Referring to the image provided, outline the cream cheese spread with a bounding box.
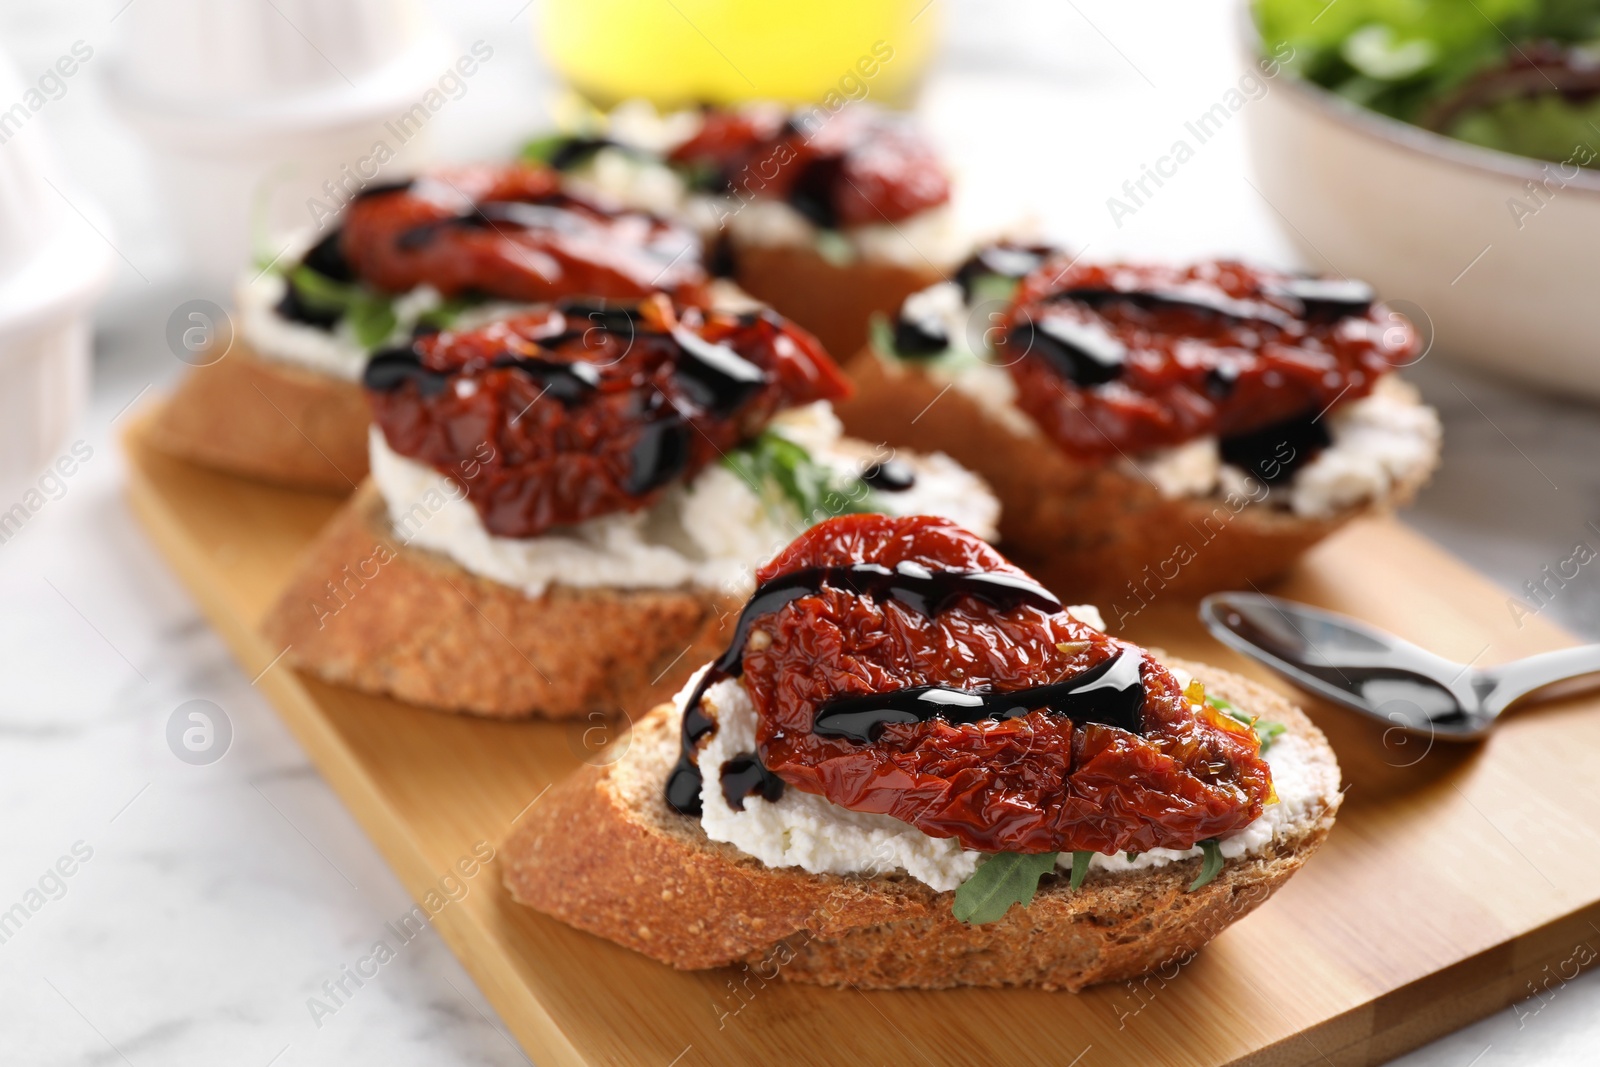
[369,402,1000,599]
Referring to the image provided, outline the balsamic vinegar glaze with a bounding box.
[811,648,1144,743]
[1219,413,1333,486]
[861,459,917,492]
[363,348,603,400]
[719,754,785,811]
[1011,278,1377,389]
[664,561,1150,816]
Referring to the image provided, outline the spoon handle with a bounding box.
[1478,645,1600,717]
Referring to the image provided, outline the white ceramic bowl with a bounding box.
[1241,24,1600,400]
[107,0,451,285]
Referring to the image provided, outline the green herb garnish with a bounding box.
[868,313,902,358]
[1068,850,1093,890]
[287,265,397,348]
[1207,694,1286,754]
[521,132,574,166]
[1189,839,1225,892]
[966,271,1021,306]
[952,852,1060,925]
[723,430,877,526]
[415,295,478,332]
[814,230,856,267]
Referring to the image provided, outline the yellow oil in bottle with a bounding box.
[538,0,940,108]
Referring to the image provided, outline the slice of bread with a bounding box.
[733,244,943,364]
[501,659,1340,991]
[832,352,1435,609]
[149,342,370,493]
[260,482,738,720]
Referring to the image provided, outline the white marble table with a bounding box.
[1,1,1596,1064]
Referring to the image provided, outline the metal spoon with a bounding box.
[1198,592,1600,740]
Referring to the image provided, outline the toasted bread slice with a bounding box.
[732,244,943,364]
[502,660,1340,990]
[832,353,1434,609]
[148,343,369,494]
[260,482,738,720]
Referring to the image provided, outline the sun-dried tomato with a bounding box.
[668,105,950,228]
[1002,258,1416,458]
[340,162,708,303]
[366,296,850,538]
[738,514,1273,854]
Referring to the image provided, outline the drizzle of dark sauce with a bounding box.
[669,327,767,417]
[275,230,355,330]
[720,753,786,810]
[1008,316,1127,386]
[786,156,844,229]
[362,346,603,401]
[892,304,949,357]
[1054,286,1296,330]
[301,229,355,281]
[1268,277,1375,320]
[663,562,1063,815]
[1219,412,1332,486]
[861,459,916,492]
[351,179,417,202]
[541,136,617,172]
[953,244,1052,302]
[623,415,691,495]
[811,647,1144,743]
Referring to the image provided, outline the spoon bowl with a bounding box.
[1199,593,1600,741]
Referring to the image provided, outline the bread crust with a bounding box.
[501,661,1341,991]
[832,352,1434,608]
[148,342,369,493]
[260,482,739,720]
[732,243,943,363]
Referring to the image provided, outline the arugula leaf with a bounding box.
[1207,694,1286,754]
[348,296,398,348]
[814,230,856,267]
[868,313,902,358]
[286,265,398,348]
[1068,850,1093,890]
[1252,719,1288,751]
[966,270,1022,306]
[521,132,572,165]
[952,852,1060,925]
[416,295,478,332]
[1189,839,1225,892]
[723,430,877,526]
[288,265,357,311]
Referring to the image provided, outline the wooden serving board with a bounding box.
[123,415,1600,1067]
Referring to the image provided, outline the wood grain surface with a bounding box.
[123,415,1600,1067]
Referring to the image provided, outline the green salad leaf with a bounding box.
[868,312,902,358]
[1189,839,1226,892]
[1068,850,1094,890]
[723,430,877,527]
[287,265,398,348]
[1254,0,1600,165]
[952,852,1060,925]
[415,295,478,332]
[521,132,574,166]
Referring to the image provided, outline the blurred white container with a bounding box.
[107,0,452,285]
[0,50,112,509]
[1240,18,1600,402]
